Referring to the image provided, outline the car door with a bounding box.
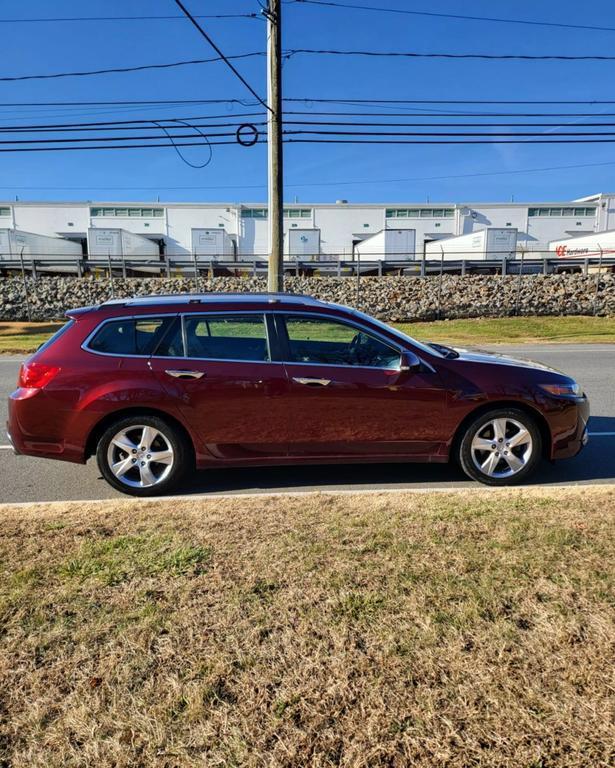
[276,312,448,458]
[148,312,290,460]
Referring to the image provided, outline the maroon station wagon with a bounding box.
[7,293,589,496]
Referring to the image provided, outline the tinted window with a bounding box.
[184,314,269,361]
[134,317,178,355]
[284,316,400,368]
[88,319,135,355]
[153,317,184,357]
[88,316,176,356]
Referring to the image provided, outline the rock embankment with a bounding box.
[0,274,613,321]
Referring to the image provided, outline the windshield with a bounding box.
[350,309,444,358]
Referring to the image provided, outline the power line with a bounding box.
[0,140,242,153]
[285,129,615,137]
[287,137,615,144]
[287,0,615,35]
[0,53,264,82]
[286,109,615,118]
[3,158,615,190]
[4,46,615,85]
[0,116,266,132]
[284,98,615,105]
[0,13,262,23]
[0,99,259,107]
[172,0,270,111]
[284,120,615,128]
[287,48,615,62]
[5,98,615,108]
[0,132,243,145]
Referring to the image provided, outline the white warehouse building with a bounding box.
[0,192,613,262]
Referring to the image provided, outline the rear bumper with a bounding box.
[7,388,85,463]
[5,426,20,455]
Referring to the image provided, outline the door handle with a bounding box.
[165,369,205,380]
[292,377,331,387]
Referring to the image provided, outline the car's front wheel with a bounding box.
[96,415,189,496]
[458,408,542,486]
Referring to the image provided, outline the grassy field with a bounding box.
[0,488,613,767]
[1,315,615,354]
[397,315,615,345]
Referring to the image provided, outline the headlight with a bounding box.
[539,382,582,397]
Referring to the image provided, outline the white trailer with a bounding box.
[0,228,82,265]
[286,228,321,260]
[354,229,416,261]
[87,228,160,263]
[549,229,615,259]
[425,228,517,261]
[191,228,234,258]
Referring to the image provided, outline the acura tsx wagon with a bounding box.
[7,293,589,496]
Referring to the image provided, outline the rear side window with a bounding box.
[87,316,177,356]
[184,314,269,361]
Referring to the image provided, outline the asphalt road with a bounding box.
[1,344,614,504]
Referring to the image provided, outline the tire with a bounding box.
[96,414,189,497]
[458,408,542,486]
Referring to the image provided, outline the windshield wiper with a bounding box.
[427,342,460,359]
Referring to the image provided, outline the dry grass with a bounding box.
[0,488,614,767]
[0,321,63,354]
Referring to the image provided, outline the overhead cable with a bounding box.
[287,0,615,35]
[172,0,270,111]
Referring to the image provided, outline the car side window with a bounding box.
[88,319,135,355]
[152,317,184,357]
[184,314,270,362]
[283,315,401,368]
[87,316,177,356]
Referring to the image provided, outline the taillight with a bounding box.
[18,362,61,389]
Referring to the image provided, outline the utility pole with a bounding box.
[266,0,284,292]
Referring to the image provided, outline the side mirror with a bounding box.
[398,350,421,374]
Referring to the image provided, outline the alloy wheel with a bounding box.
[470,417,533,479]
[106,424,175,489]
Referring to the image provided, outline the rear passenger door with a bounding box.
[149,312,290,460]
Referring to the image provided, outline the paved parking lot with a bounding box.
[1,343,614,503]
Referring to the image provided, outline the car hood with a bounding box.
[449,346,564,375]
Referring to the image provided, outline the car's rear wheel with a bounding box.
[458,408,542,486]
[96,415,188,496]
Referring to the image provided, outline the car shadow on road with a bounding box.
[174,416,615,495]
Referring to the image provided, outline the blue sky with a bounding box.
[2,0,615,203]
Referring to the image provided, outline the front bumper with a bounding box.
[550,394,590,460]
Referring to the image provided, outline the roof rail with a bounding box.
[101,292,322,307]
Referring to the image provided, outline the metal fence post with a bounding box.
[461,259,466,277]
[437,248,444,320]
[107,251,114,298]
[583,258,589,276]
[193,251,199,292]
[356,249,361,307]
[514,250,525,316]
[19,248,32,322]
[593,246,604,316]
[501,258,507,277]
